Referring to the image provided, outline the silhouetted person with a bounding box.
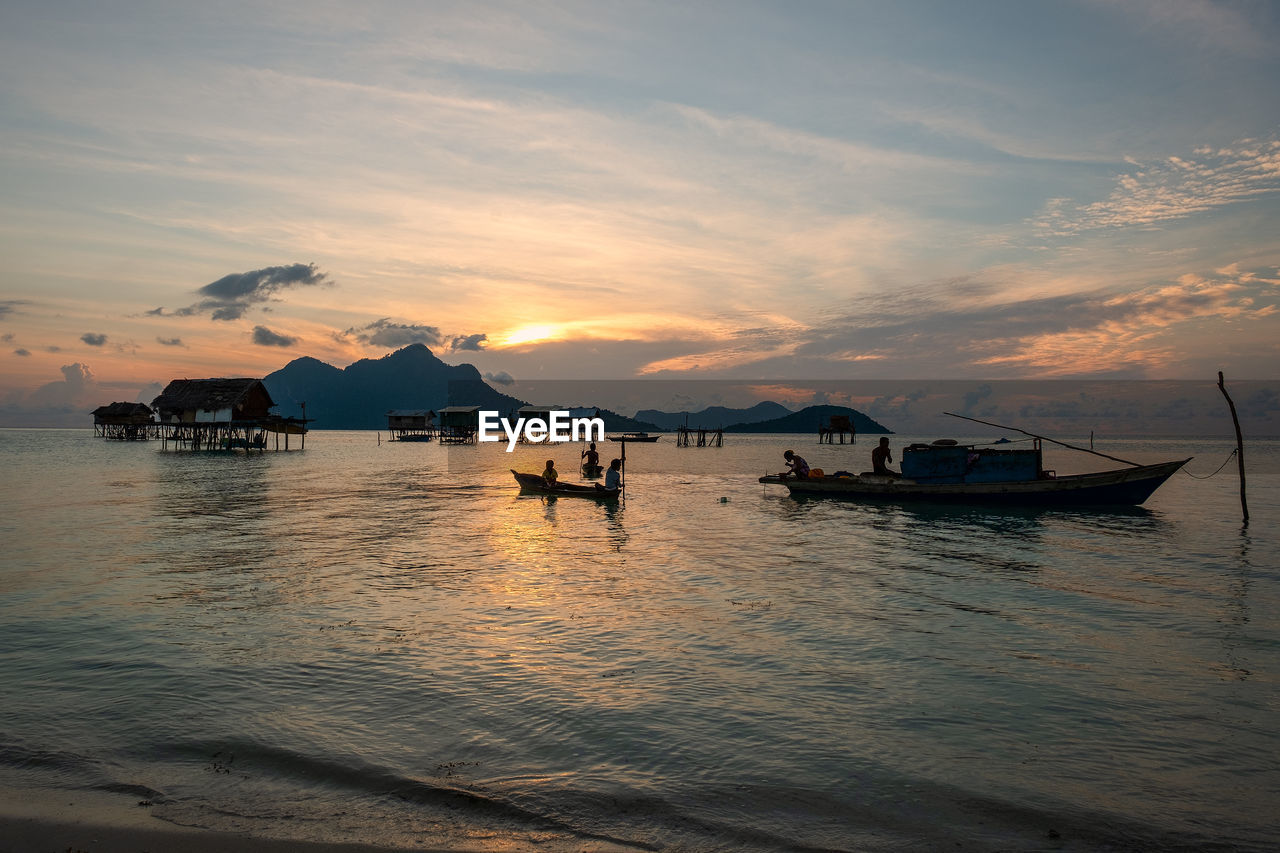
[603,458,622,491]
[872,437,899,478]
[782,449,809,479]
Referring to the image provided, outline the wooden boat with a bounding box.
[759,435,1189,507]
[581,463,604,478]
[606,432,660,442]
[511,470,620,500]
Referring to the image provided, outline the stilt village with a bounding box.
[93,378,310,451]
[91,379,867,451]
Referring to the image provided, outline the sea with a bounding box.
[1,428,1277,852]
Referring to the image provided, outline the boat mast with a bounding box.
[943,412,1142,467]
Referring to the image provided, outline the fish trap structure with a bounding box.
[676,426,724,447]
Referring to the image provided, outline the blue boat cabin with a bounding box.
[901,440,1044,484]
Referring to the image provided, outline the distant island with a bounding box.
[263,344,522,430]
[635,401,792,430]
[723,404,891,434]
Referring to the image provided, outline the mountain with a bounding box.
[722,404,892,434]
[263,343,525,429]
[570,408,664,433]
[634,401,792,430]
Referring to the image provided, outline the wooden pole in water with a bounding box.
[1217,371,1249,524]
[943,412,1142,467]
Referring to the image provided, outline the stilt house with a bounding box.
[150,378,304,451]
[91,402,157,440]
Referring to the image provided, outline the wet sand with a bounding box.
[0,787,458,853]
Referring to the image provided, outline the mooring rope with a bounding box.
[1182,448,1239,479]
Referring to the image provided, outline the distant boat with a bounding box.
[760,437,1189,507]
[511,470,620,500]
[606,432,660,442]
[581,463,604,478]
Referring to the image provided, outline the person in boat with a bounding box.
[602,457,622,491]
[582,442,600,471]
[871,437,900,478]
[541,459,559,485]
[782,449,810,479]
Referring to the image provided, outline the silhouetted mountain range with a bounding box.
[635,401,792,430]
[263,344,524,430]
[723,405,892,434]
[260,345,887,434]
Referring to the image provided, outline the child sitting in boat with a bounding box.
[782,450,810,479]
[542,460,558,485]
[603,458,622,491]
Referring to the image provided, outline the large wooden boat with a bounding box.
[511,470,620,500]
[760,438,1189,507]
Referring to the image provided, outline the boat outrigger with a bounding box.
[759,414,1190,507]
[511,470,620,500]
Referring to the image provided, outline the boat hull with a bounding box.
[511,470,620,500]
[759,459,1189,506]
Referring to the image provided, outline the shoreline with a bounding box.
[0,787,462,853]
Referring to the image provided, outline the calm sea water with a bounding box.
[1,429,1277,852]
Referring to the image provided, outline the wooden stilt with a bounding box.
[1217,371,1249,525]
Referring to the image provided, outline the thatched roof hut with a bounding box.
[152,378,275,424]
[91,402,154,425]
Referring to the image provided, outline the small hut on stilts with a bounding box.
[91,402,159,440]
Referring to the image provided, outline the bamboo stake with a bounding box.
[943,412,1142,467]
[1217,372,1249,524]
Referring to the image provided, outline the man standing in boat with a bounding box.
[872,437,900,478]
[782,449,810,479]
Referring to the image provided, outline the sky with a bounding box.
[1,0,1278,426]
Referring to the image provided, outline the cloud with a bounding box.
[14,348,30,357]
[252,325,298,347]
[81,332,108,346]
[0,301,24,319]
[484,370,515,386]
[156,337,185,347]
[342,318,451,348]
[1037,137,1280,235]
[0,362,158,427]
[636,263,1277,379]
[19,363,99,411]
[154,263,329,321]
[449,333,487,352]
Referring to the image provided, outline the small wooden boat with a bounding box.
[511,470,620,500]
[606,432,660,442]
[581,463,604,478]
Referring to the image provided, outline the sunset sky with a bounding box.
[2,1,1278,424]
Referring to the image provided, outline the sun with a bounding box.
[499,324,563,347]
